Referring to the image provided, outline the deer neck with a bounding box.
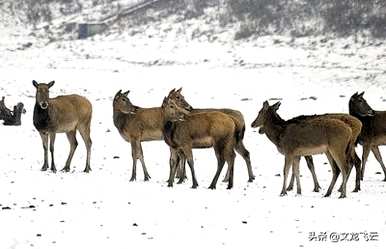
[262,112,286,147]
[113,107,128,131]
[33,102,51,131]
[161,109,179,148]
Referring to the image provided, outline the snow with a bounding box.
[1,6,386,249]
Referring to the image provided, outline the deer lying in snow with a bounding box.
[161,97,240,189]
[32,80,92,173]
[252,101,352,198]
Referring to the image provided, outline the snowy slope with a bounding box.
[1,2,386,248]
[1,35,386,249]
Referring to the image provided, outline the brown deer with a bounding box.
[32,80,92,173]
[252,101,352,198]
[167,88,255,183]
[161,97,239,189]
[112,89,192,181]
[262,113,362,193]
[349,92,386,181]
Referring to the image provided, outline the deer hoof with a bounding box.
[61,167,70,173]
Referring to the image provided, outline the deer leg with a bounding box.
[371,146,386,181]
[130,140,138,181]
[232,141,254,182]
[167,149,179,187]
[225,148,236,190]
[281,156,293,196]
[361,144,371,181]
[137,142,150,181]
[324,152,340,197]
[209,145,225,190]
[39,132,49,171]
[338,151,360,192]
[333,152,349,199]
[287,170,295,191]
[184,148,198,189]
[352,152,362,192]
[305,156,321,192]
[78,124,92,173]
[62,130,78,173]
[177,155,187,184]
[293,156,301,195]
[49,133,57,173]
[223,166,230,183]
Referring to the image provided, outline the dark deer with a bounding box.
[112,89,192,181]
[252,101,352,198]
[167,88,254,183]
[32,80,92,173]
[349,92,386,181]
[161,97,238,189]
[0,96,26,126]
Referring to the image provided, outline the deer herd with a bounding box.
[28,80,386,198]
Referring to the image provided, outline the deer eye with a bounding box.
[170,105,174,109]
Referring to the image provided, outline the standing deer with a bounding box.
[251,101,352,198]
[167,88,255,183]
[32,80,92,173]
[260,113,363,193]
[161,97,238,189]
[112,89,192,181]
[349,92,386,181]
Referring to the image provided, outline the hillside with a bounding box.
[2,0,386,47]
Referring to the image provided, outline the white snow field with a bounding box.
[1,18,386,249]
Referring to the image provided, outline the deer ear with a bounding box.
[358,91,365,97]
[32,80,38,88]
[162,97,168,107]
[176,87,182,93]
[271,101,281,111]
[123,90,130,96]
[114,90,122,100]
[263,101,269,109]
[48,81,55,88]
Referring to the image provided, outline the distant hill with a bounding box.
[2,0,385,42]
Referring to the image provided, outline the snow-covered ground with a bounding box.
[1,14,386,249]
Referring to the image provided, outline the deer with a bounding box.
[167,88,255,183]
[112,89,192,181]
[32,80,92,173]
[349,91,386,181]
[161,97,240,189]
[0,96,26,126]
[260,113,363,193]
[251,101,352,198]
